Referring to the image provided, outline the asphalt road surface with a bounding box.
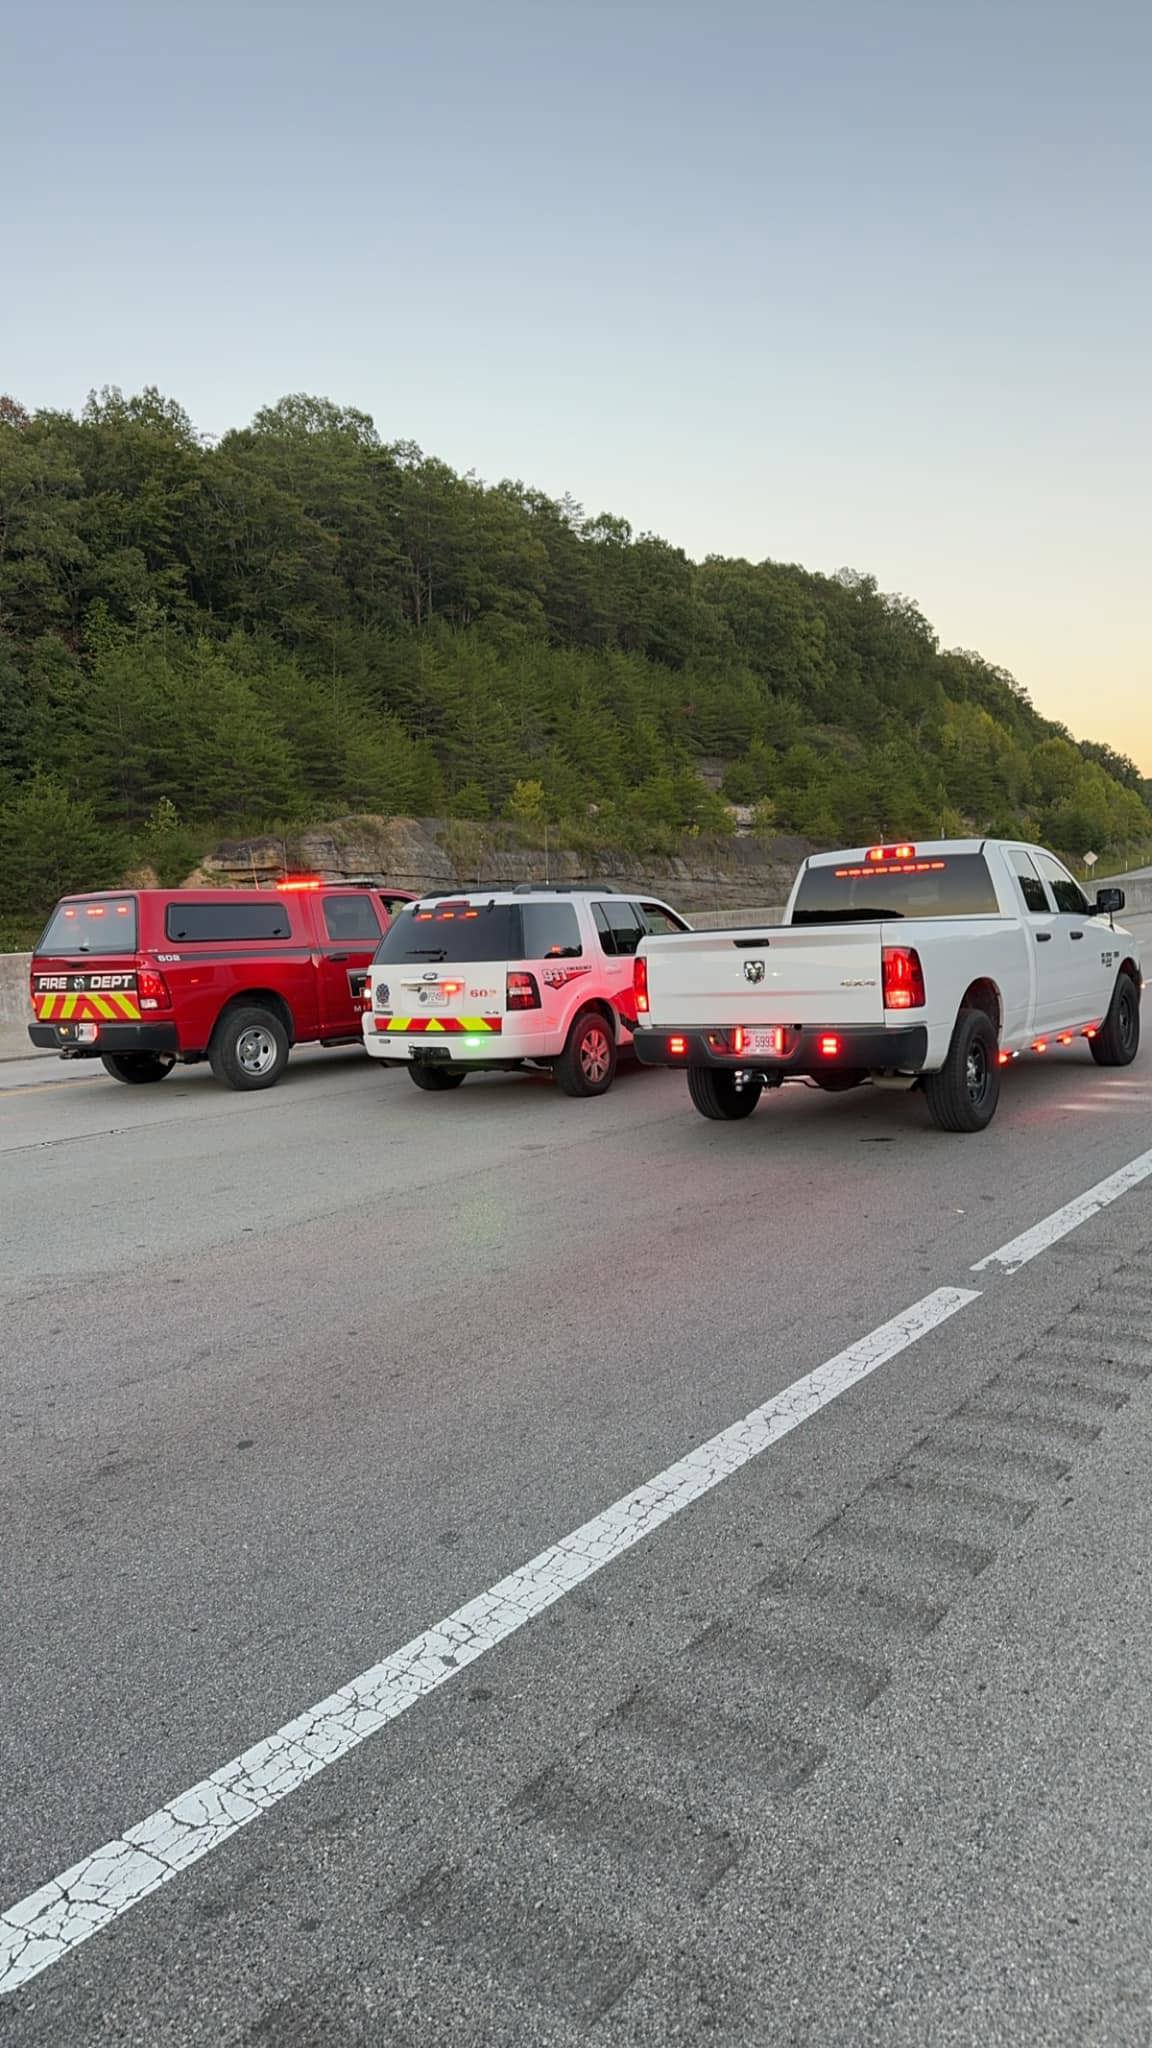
[4,954,1152,2046]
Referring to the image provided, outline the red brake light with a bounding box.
[668,1035,687,1056]
[882,946,926,1010]
[506,971,541,1012]
[633,954,649,1016]
[441,980,464,997]
[819,1034,841,1057]
[136,962,172,1012]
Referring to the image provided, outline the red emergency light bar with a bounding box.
[865,843,916,863]
[277,876,322,891]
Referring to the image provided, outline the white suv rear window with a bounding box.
[520,903,582,957]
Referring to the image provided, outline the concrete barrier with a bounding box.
[690,906,785,930]
[0,954,38,1062]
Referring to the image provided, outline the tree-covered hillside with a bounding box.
[1,386,1148,927]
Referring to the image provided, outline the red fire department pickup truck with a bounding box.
[28,880,414,1089]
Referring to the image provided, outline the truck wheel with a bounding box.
[209,1006,290,1091]
[408,1065,467,1091]
[555,1010,617,1097]
[100,1053,175,1085]
[1090,973,1140,1067]
[922,1009,1000,1132]
[687,1066,763,1120]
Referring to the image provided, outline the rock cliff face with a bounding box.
[192,816,813,916]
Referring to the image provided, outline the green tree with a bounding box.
[0,774,129,923]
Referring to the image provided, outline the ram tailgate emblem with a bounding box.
[743,959,766,984]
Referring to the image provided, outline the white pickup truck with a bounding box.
[632,839,1141,1131]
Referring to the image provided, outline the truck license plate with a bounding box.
[741,1028,785,1056]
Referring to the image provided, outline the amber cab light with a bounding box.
[866,843,916,864]
[882,946,926,1010]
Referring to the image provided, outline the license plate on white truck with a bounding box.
[740,1028,785,1056]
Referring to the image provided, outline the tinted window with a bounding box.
[323,895,382,942]
[165,902,293,941]
[520,902,582,958]
[1009,851,1050,916]
[593,901,646,955]
[1034,853,1091,917]
[373,901,522,963]
[791,854,1000,923]
[38,897,138,954]
[641,902,689,936]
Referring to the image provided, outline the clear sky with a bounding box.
[4,0,1149,766]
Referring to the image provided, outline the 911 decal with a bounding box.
[541,962,592,989]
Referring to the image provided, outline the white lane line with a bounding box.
[973,1143,1152,1276]
[0,1284,978,1997]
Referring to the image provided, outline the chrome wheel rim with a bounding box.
[580,1026,612,1084]
[237,1026,278,1076]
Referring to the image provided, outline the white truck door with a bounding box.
[1033,852,1109,1025]
[1004,848,1063,1034]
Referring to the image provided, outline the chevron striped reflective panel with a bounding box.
[372,1016,502,1034]
[33,973,142,1022]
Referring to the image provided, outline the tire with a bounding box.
[922,1008,1000,1132]
[1090,973,1140,1067]
[100,1052,175,1085]
[686,1065,764,1120]
[408,1064,467,1091]
[554,1009,617,1097]
[208,1005,290,1091]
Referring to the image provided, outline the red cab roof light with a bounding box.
[277,876,322,891]
[865,843,916,864]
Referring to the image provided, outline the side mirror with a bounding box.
[1095,887,1124,914]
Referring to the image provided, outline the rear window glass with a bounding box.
[791,854,1000,923]
[165,902,293,942]
[323,895,382,941]
[38,897,138,953]
[521,902,582,957]
[374,902,523,963]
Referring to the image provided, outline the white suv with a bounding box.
[362,886,690,1095]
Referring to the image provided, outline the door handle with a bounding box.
[329,951,351,962]
[1035,932,1052,943]
[1069,931,1084,941]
